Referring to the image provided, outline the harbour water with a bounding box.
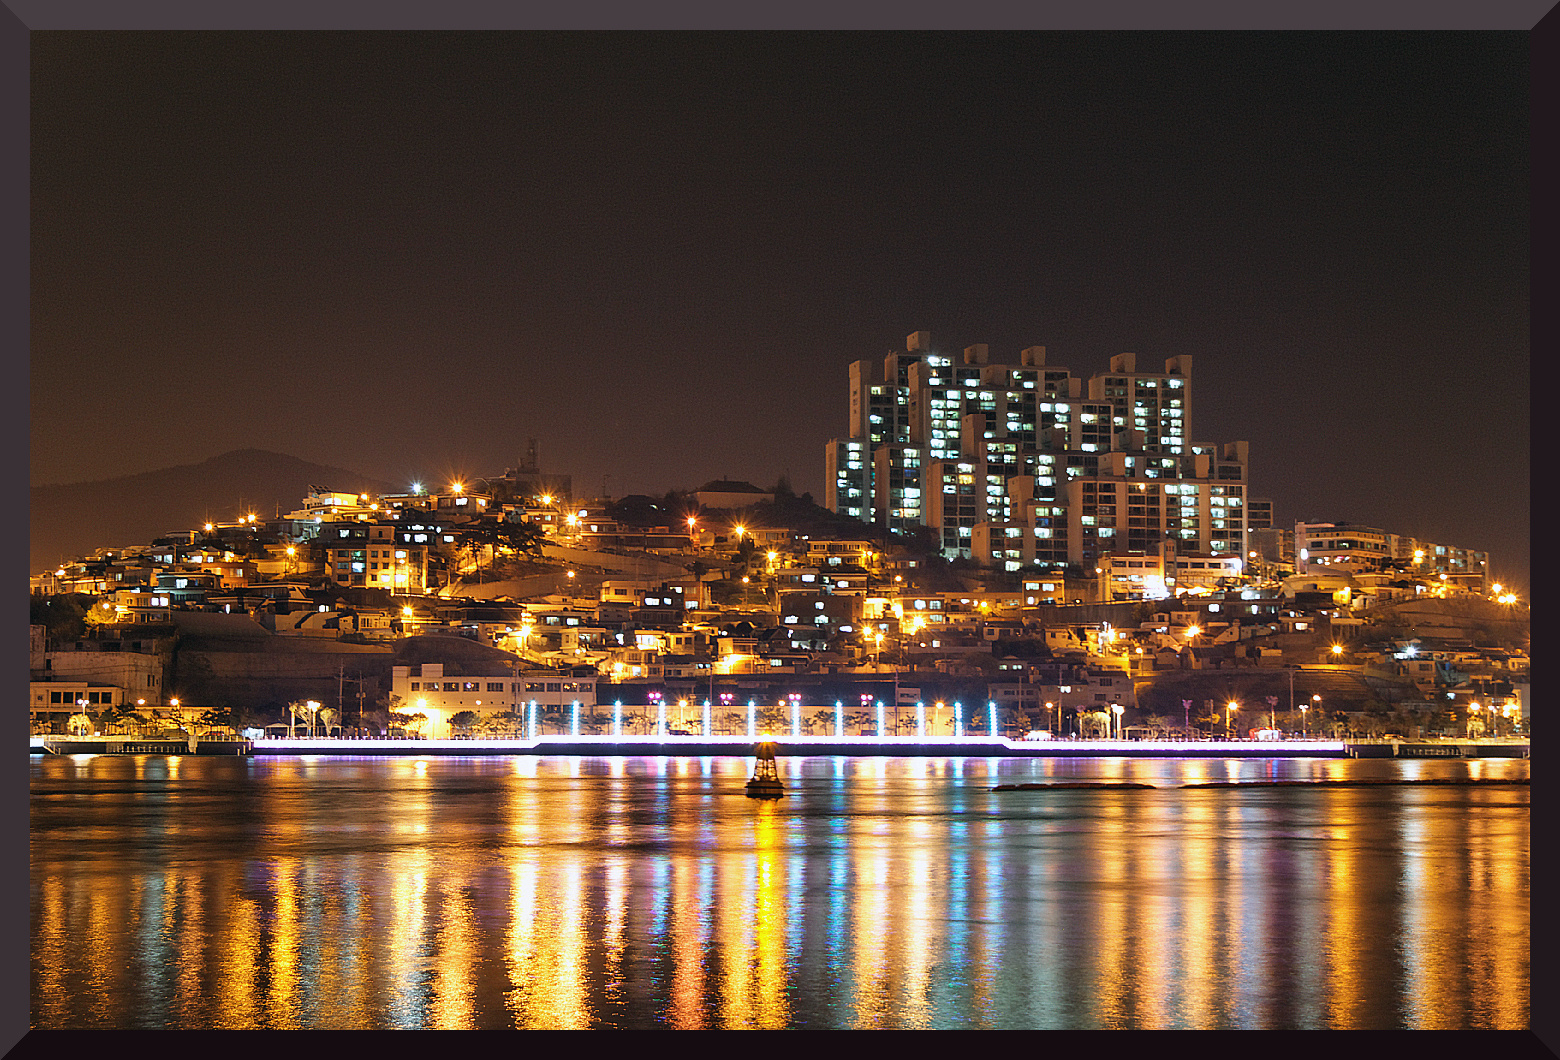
[30,753,1529,1029]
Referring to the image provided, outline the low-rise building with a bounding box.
[392,660,598,737]
[319,521,431,592]
[1294,521,1489,592]
[987,664,1137,719]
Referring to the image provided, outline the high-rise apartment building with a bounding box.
[826,331,1253,573]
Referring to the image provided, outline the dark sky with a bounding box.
[29,32,1529,588]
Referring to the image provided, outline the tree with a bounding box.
[479,711,522,738]
[82,600,120,632]
[733,536,758,576]
[449,710,479,735]
[502,520,546,559]
[1079,710,1111,738]
[31,594,91,641]
[197,705,233,734]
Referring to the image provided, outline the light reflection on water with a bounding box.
[30,753,1529,1029]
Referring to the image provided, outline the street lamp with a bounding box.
[1112,703,1125,740]
[1226,699,1238,739]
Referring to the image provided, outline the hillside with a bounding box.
[30,449,400,575]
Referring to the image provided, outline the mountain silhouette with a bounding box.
[30,449,402,575]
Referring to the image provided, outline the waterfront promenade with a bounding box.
[33,733,1530,759]
[243,734,1355,758]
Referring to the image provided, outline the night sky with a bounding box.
[28,32,1530,588]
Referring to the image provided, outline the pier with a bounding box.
[33,735,253,756]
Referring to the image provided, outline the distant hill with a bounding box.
[30,449,401,575]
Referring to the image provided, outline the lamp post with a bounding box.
[1226,699,1238,739]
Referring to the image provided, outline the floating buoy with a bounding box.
[746,740,785,799]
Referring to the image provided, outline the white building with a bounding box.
[392,662,598,738]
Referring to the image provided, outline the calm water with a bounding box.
[30,753,1529,1029]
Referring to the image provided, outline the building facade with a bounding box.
[1294,521,1489,591]
[827,331,1253,572]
